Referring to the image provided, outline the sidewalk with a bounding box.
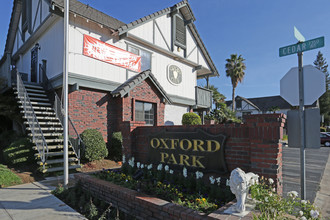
[0,175,85,220]
[314,150,330,219]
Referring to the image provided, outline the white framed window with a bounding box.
[127,45,151,72]
[135,101,155,126]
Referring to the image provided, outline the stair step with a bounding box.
[33,145,64,150]
[22,84,44,90]
[35,151,75,157]
[19,106,53,111]
[15,91,47,98]
[28,132,62,137]
[17,96,49,102]
[25,121,62,126]
[25,88,46,93]
[38,158,78,165]
[21,110,56,115]
[18,101,51,106]
[27,127,63,131]
[33,138,63,143]
[23,115,57,120]
[41,165,81,173]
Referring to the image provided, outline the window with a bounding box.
[128,45,151,72]
[135,101,155,126]
[21,0,32,41]
[174,15,186,48]
[236,100,242,109]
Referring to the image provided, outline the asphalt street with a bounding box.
[282,146,330,202]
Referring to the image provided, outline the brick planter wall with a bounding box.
[75,173,256,220]
[123,114,286,194]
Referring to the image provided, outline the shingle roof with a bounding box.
[226,95,292,112]
[117,0,195,34]
[0,0,21,65]
[52,0,125,30]
[111,70,172,104]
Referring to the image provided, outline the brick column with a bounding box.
[121,121,145,158]
[245,114,286,195]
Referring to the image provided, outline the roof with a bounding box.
[0,0,21,65]
[111,70,172,104]
[52,0,125,30]
[226,95,292,112]
[117,0,195,34]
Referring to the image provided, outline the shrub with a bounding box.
[182,112,201,125]
[3,137,35,166]
[108,132,122,162]
[320,127,326,132]
[0,164,22,187]
[81,129,108,162]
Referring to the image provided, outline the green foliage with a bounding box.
[3,137,35,166]
[95,161,234,214]
[52,182,115,220]
[207,103,241,124]
[250,177,321,219]
[181,112,202,125]
[320,127,326,132]
[225,54,246,111]
[108,132,122,162]
[0,164,22,187]
[205,85,226,109]
[81,129,108,162]
[268,106,280,113]
[314,51,330,125]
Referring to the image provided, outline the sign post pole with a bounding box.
[298,51,306,199]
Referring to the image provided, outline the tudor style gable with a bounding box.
[117,0,218,79]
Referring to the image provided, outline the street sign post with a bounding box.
[279,36,324,57]
[279,32,325,200]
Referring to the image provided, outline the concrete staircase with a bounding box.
[14,82,80,173]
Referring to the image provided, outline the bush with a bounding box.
[320,127,326,132]
[3,137,35,166]
[182,113,201,125]
[0,164,22,187]
[108,132,122,162]
[81,129,108,162]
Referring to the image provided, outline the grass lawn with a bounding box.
[0,164,22,187]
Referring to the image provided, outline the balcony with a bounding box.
[194,86,212,109]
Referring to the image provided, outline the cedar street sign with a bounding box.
[148,129,227,173]
[279,36,324,57]
[279,30,325,200]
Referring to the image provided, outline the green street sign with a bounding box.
[279,36,324,57]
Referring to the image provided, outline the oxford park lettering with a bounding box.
[147,130,227,173]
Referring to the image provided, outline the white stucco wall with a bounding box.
[164,104,190,125]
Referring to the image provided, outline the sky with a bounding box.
[0,0,329,100]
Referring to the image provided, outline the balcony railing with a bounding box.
[195,86,212,109]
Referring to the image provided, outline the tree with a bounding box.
[225,54,246,111]
[205,85,226,109]
[269,106,280,114]
[313,51,330,125]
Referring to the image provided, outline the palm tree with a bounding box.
[204,85,226,109]
[225,54,246,111]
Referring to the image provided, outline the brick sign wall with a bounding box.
[123,114,286,194]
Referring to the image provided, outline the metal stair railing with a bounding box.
[40,65,83,164]
[15,70,48,169]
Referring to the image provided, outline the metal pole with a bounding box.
[298,51,306,199]
[63,0,69,187]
